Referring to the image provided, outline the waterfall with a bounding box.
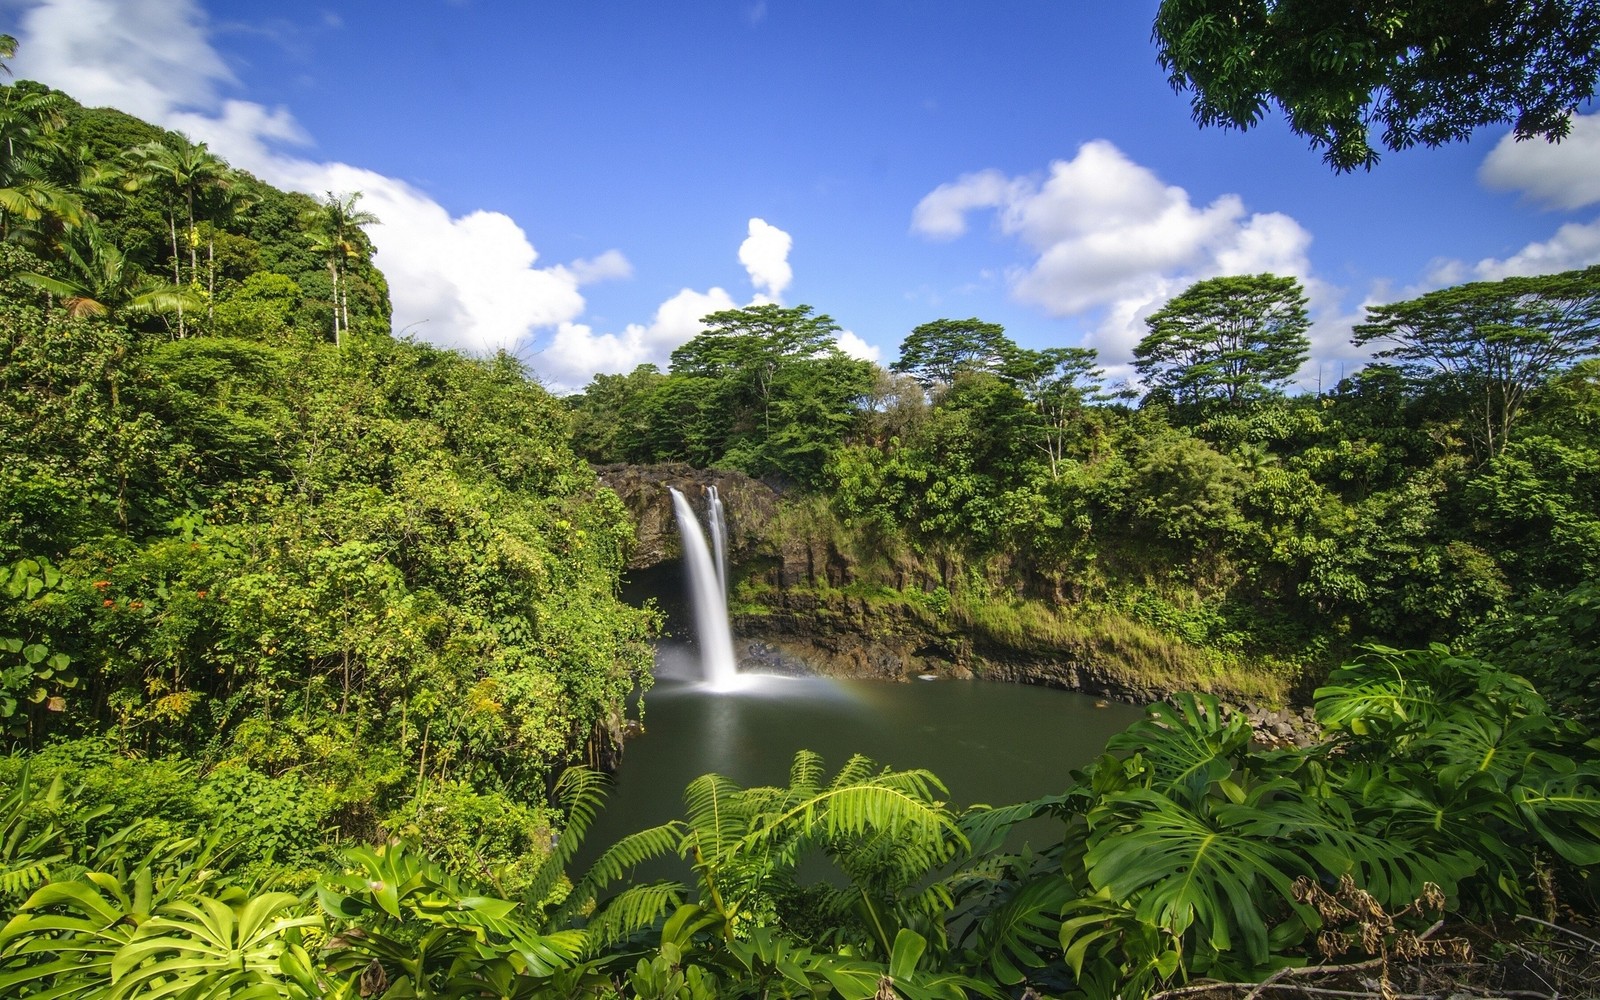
[707,485,729,599]
[668,486,739,688]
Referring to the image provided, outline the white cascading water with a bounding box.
[706,485,729,598]
[668,486,740,688]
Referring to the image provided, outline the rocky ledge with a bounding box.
[733,590,1323,749]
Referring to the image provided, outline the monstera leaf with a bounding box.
[1513,763,1600,866]
[1106,693,1252,806]
[1316,645,1546,743]
[1083,784,1312,966]
[961,868,1077,985]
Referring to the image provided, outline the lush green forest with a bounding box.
[568,274,1600,705]
[1,46,1598,1000]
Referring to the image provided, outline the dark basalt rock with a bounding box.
[595,463,781,570]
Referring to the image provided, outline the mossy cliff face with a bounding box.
[599,464,1296,712]
[595,463,780,570]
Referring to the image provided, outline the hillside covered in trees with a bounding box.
[568,272,1600,709]
[0,52,1597,1000]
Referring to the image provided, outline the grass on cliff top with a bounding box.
[948,592,1294,704]
[741,576,1295,704]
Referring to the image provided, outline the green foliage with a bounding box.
[1135,273,1310,408]
[1467,581,1600,724]
[0,648,1592,999]
[1353,265,1600,460]
[0,557,76,736]
[891,317,1012,387]
[1153,0,1600,171]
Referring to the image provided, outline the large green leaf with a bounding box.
[108,892,319,999]
[1107,693,1251,806]
[1514,765,1600,865]
[1084,787,1311,965]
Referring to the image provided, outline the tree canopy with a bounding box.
[891,317,1013,388]
[1152,0,1600,170]
[1353,264,1600,459]
[1134,273,1310,406]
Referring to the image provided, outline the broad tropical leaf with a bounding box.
[1084,787,1311,964]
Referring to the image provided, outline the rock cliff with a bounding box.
[598,463,1316,744]
[595,463,781,570]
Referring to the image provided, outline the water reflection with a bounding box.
[580,645,1145,872]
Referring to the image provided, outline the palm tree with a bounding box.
[301,190,379,347]
[124,137,234,335]
[18,223,200,323]
[0,85,83,243]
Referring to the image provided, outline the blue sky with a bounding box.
[8,0,1599,390]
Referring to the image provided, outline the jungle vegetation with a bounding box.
[0,40,1596,1000]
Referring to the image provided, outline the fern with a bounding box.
[682,772,747,864]
[583,881,684,950]
[0,859,51,897]
[558,821,684,926]
[523,766,610,910]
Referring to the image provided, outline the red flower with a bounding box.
[128,601,144,609]
[93,580,111,590]
[102,599,114,607]
[196,590,207,599]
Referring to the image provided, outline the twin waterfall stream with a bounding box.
[667,486,740,688]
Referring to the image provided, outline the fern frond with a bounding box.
[829,754,882,789]
[583,882,686,951]
[788,749,825,797]
[0,860,52,897]
[524,767,611,909]
[682,773,747,863]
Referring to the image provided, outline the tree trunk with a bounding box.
[327,258,341,348]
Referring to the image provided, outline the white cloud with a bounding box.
[1427,216,1600,284]
[835,330,881,363]
[1480,113,1600,210]
[564,250,634,286]
[11,0,625,362]
[738,218,793,300]
[911,169,1023,240]
[913,140,1321,376]
[12,0,232,123]
[536,287,738,392]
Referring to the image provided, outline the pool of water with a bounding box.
[578,640,1146,868]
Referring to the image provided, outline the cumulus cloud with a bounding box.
[913,141,1322,378]
[739,218,793,301]
[911,169,1024,240]
[12,0,233,123]
[1480,113,1600,210]
[532,217,822,390]
[10,0,625,361]
[536,287,739,392]
[1427,216,1600,285]
[835,330,881,362]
